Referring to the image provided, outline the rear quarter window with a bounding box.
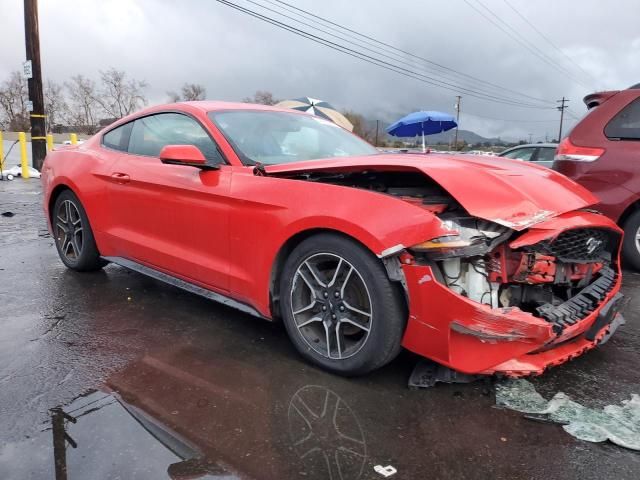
[605,97,640,140]
[102,122,133,151]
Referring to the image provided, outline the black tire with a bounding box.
[622,210,640,270]
[279,233,406,376]
[52,189,106,272]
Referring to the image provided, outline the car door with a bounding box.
[106,112,232,291]
[501,147,537,162]
[532,147,555,168]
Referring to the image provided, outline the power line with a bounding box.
[250,0,549,106]
[463,0,591,90]
[214,0,555,109]
[502,0,599,88]
[263,0,555,106]
[463,112,558,123]
[243,0,552,107]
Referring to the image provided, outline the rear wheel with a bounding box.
[279,233,406,376]
[622,210,640,270]
[52,190,106,271]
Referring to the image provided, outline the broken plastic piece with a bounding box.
[374,465,397,477]
[408,359,483,388]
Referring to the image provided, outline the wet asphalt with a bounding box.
[0,179,639,480]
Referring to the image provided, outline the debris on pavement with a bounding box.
[408,359,484,388]
[495,379,640,450]
[374,465,397,477]
[1,211,15,217]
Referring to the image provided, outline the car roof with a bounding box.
[138,101,298,115]
[503,143,558,150]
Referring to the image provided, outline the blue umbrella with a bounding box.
[386,111,457,152]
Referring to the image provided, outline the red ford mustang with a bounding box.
[42,101,625,376]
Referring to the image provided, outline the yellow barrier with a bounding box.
[19,132,29,179]
[46,133,54,151]
[70,133,78,145]
[0,131,4,171]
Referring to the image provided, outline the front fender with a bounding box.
[227,171,450,316]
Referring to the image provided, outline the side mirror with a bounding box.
[159,145,216,169]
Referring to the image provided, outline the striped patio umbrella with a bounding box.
[276,97,354,131]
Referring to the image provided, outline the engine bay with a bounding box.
[430,219,619,329]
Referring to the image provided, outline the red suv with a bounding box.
[554,84,640,268]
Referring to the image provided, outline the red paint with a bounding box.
[41,102,623,376]
[159,144,207,165]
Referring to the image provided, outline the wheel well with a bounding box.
[618,200,640,228]
[48,185,72,222]
[268,228,403,320]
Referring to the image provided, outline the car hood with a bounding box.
[265,153,598,230]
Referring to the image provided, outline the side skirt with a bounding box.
[102,256,267,320]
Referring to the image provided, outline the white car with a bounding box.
[0,165,41,180]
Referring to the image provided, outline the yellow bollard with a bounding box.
[70,133,78,145]
[19,132,30,179]
[46,134,54,152]
[0,131,4,171]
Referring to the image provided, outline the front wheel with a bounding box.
[622,210,640,270]
[279,233,406,376]
[52,190,106,271]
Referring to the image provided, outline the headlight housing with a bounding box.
[411,218,511,260]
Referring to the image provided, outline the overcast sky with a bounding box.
[1,0,639,141]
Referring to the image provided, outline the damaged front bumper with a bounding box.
[400,263,623,376]
[398,213,625,377]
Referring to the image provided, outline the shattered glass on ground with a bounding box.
[496,379,640,450]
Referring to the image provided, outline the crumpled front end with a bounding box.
[399,210,624,377]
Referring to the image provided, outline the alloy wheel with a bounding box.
[55,199,84,261]
[289,253,373,360]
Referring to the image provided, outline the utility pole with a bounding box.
[374,120,379,147]
[557,97,569,142]
[453,95,461,150]
[528,133,533,143]
[24,0,46,171]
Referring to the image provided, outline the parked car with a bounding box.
[42,102,624,377]
[499,143,558,167]
[553,83,640,268]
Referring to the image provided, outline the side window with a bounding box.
[502,147,536,161]
[535,147,555,163]
[128,113,222,162]
[102,122,133,151]
[605,98,640,140]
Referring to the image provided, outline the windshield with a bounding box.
[209,110,379,165]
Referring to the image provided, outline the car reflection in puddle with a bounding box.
[3,355,370,480]
[288,385,367,479]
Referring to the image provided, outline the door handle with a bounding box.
[111,172,130,184]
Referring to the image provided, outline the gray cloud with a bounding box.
[1,0,639,141]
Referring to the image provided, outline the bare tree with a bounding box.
[342,111,376,143]
[166,83,206,102]
[44,79,66,132]
[181,83,206,101]
[64,75,101,134]
[166,90,181,102]
[96,67,147,118]
[0,71,29,131]
[242,90,278,105]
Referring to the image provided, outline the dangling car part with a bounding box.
[41,101,624,376]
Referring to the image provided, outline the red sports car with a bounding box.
[42,102,625,376]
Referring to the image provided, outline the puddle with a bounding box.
[0,391,228,480]
[496,379,640,450]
